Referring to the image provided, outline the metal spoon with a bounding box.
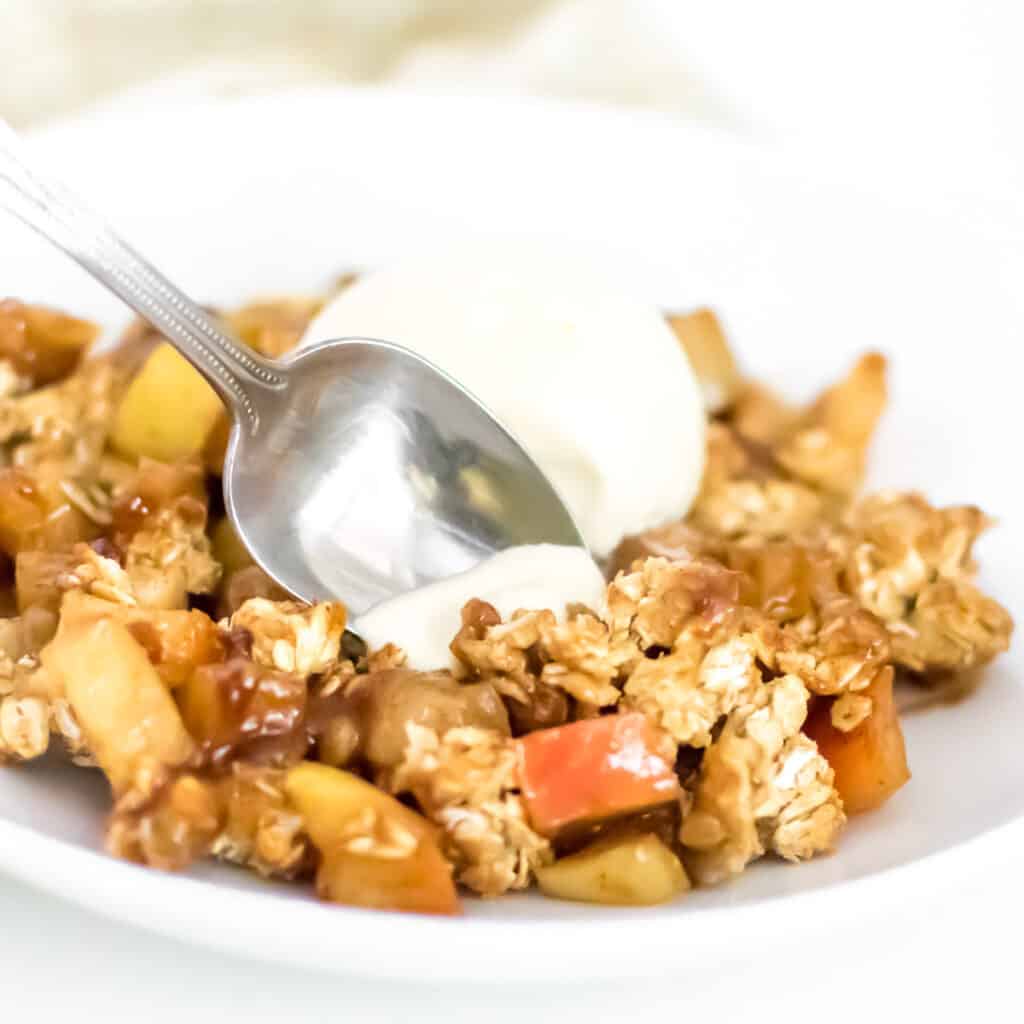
[0,121,583,613]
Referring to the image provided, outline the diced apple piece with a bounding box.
[225,296,322,358]
[177,657,306,761]
[730,382,799,446]
[0,471,99,555]
[41,615,195,793]
[328,669,510,771]
[804,669,910,814]
[59,590,224,686]
[0,470,49,555]
[0,299,98,386]
[666,308,742,413]
[111,344,224,462]
[285,762,459,915]
[130,457,207,509]
[110,457,207,538]
[316,837,457,916]
[123,610,225,686]
[51,589,104,627]
[517,712,679,836]
[128,565,189,611]
[537,832,689,906]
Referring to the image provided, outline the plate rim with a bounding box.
[2,807,1021,981]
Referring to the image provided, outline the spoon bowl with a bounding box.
[227,336,583,612]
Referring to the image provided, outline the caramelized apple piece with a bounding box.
[666,308,742,412]
[60,590,224,686]
[285,762,458,915]
[316,840,457,916]
[128,566,189,611]
[729,382,799,446]
[123,613,225,686]
[804,669,910,814]
[312,668,510,771]
[0,473,99,554]
[0,299,98,386]
[41,615,195,793]
[517,712,679,836]
[110,457,206,541]
[0,470,49,556]
[177,657,307,766]
[225,296,322,358]
[775,353,888,497]
[724,540,826,623]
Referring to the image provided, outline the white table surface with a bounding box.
[3,3,1023,1018]
[1,863,1016,1021]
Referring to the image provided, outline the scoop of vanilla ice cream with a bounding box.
[354,544,606,671]
[300,246,705,558]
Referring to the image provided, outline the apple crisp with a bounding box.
[0,296,1012,914]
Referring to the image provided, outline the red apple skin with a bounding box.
[517,712,680,836]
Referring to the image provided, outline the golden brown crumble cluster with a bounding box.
[391,724,553,896]
[0,297,1012,915]
[439,556,848,888]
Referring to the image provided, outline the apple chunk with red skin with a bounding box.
[517,712,679,837]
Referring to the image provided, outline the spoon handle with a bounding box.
[0,119,284,433]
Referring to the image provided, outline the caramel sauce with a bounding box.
[110,460,207,543]
[179,657,308,771]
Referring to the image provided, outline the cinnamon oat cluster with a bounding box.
[0,296,1012,914]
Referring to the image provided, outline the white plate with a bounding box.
[0,88,1021,981]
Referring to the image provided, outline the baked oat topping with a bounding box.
[679,674,844,885]
[62,542,137,605]
[125,506,221,602]
[230,598,346,676]
[622,634,762,748]
[391,724,552,896]
[828,492,1012,671]
[210,765,311,877]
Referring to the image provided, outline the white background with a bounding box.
[2,1,1022,1019]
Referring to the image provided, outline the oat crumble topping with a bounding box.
[390,724,552,896]
[680,674,844,884]
[230,597,346,675]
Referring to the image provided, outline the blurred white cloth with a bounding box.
[6,0,1023,227]
[390,0,1024,227]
